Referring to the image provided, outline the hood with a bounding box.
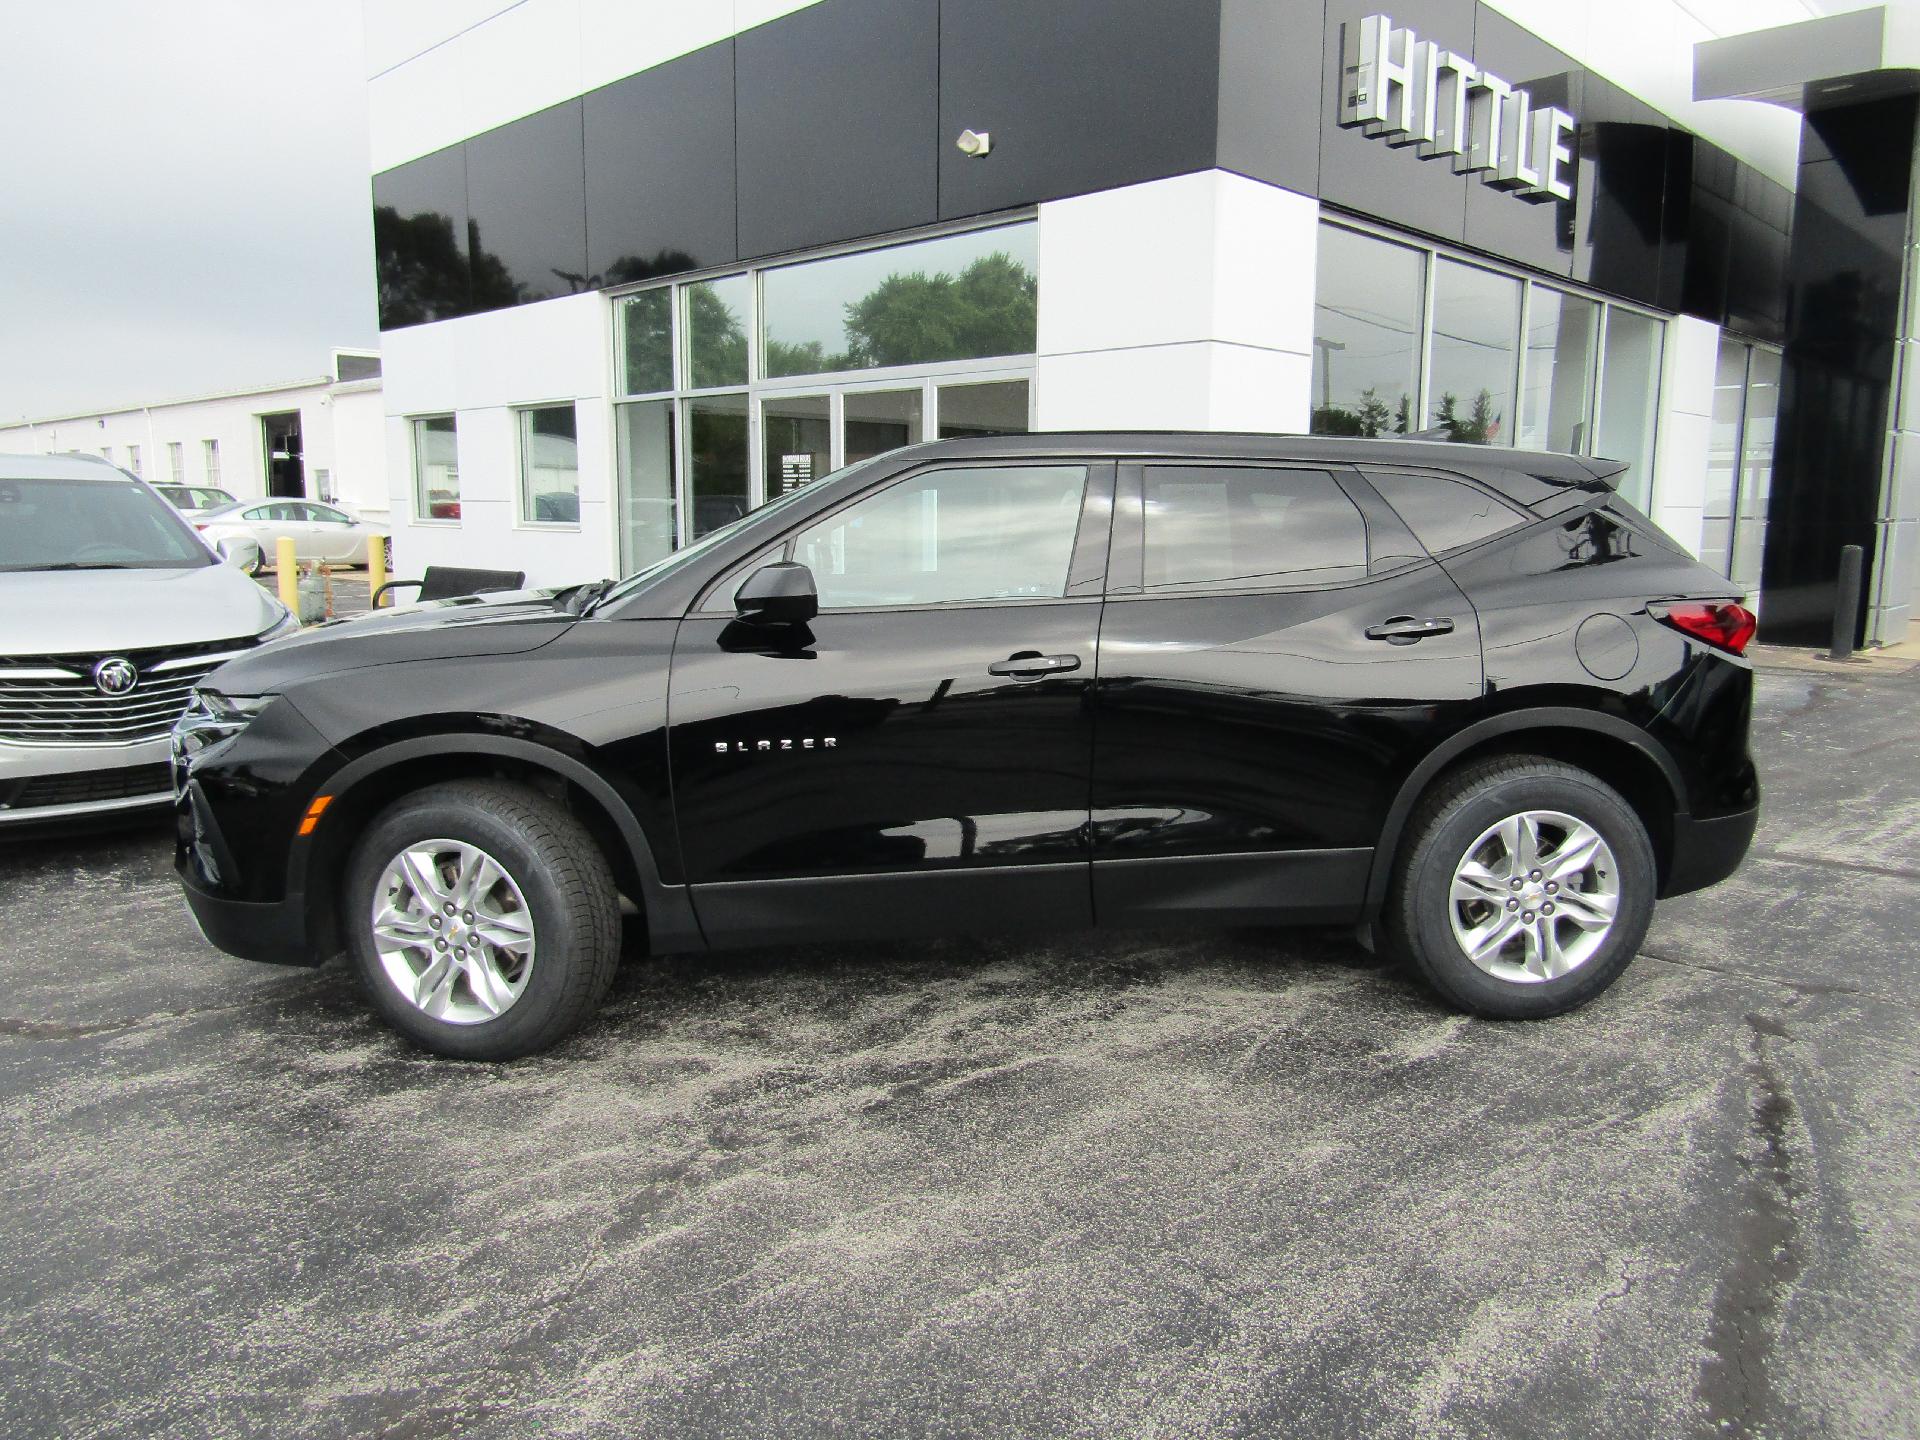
[0,564,284,655]
[205,588,576,693]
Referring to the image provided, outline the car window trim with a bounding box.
[1113,459,1375,600]
[691,459,1114,618]
[1355,465,1532,561]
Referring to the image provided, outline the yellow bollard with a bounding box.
[276,537,299,619]
[366,534,387,609]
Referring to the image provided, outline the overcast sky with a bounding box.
[0,2,378,423]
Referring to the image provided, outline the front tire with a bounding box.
[344,780,620,1059]
[1381,757,1656,1019]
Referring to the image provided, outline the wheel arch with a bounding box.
[291,733,702,959]
[1364,709,1686,915]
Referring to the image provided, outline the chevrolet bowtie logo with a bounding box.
[715,738,837,754]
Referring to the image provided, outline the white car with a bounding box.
[195,498,389,571]
[0,453,298,829]
[154,483,239,518]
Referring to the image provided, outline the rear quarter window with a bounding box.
[1141,466,1367,591]
[1366,471,1529,555]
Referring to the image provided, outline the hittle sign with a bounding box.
[1339,14,1575,203]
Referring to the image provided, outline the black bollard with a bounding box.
[1828,543,1864,661]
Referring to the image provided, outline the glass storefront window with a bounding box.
[1310,226,1421,437]
[1596,309,1663,508]
[615,400,675,570]
[761,224,1038,379]
[518,404,579,524]
[937,379,1029,438]
[844,388,924,464]
[762,393,831,498]
[618,289,673,395]
[412,414,459,521]
[1430,259,1521,444]
[686,394,749,538]
[1519,288,1597,453]
[686,275,749,390]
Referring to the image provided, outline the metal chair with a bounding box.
[371,565,526,608]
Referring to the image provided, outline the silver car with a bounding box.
[195,498,389,572]
[0,454,298,829]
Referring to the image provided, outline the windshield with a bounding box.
[592,459,880,610]
[0,475,214,571]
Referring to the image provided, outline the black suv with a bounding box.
[173,434,1759,1059]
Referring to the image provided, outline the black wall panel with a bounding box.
[464,99,589,307]
[734,0,938,259]
[585,40,738,285]
[1316,0,1474,246]
[1761,94,1917,644]
[1216,0,1322,196]
[938,0,1222,221]
[369,0,1823,352]
[1568,80,1671,310]
[1462,6,1576,280]
[372,144,471,327]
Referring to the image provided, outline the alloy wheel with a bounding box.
[369,839,536,1024]
[1447,809,1620,984]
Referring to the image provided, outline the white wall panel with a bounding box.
[367,41,465,174]
[381,293,617,587]
[454,0,582,144]
[576,0,740,94]
[364,0,518,77]
[1647,314,1719,558]
[369,0,830,172]
[1037,171,1317,437]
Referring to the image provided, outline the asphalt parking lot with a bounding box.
[3,661,1917,1439]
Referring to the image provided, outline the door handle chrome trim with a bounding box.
[989,652,1082,678]
[1365,616,1455,644]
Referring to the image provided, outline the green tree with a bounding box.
[1433,388,1501,444]
[842,251,1037,369]
[1311,386,1401,438]
[372,206,469,327]
[686,284,747,387]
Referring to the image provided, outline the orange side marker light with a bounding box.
[298,795,333,837]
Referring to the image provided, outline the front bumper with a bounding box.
[180,872,318,966]
[1661,803,1760,897]
[0,737,174,827]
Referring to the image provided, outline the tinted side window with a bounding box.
[1141,466,1366,591]
[1367,471,1528,555]
[794,464,1087,609]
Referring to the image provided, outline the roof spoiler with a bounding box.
[1578,457,1629,490]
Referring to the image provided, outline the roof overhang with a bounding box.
[1694,5,1920,112]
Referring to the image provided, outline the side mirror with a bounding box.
[735,561,818,626]
[217,537,260,570]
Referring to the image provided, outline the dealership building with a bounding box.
[365,0,1920,645]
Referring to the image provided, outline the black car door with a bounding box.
[1090,461,1483,927]
[667,461,1114,946]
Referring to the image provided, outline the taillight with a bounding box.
[1652,600,1757,656]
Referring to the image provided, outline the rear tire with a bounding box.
[1380,756,1655,1019]
[344,780,620,1059]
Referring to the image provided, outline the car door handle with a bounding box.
[989,651,1082,678]
[1365,616,1455,644]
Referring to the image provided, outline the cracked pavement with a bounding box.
[2,664,1917,1439]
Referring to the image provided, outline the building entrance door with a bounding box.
[261,411,305,498]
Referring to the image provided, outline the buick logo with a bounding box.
[92,657,139,696]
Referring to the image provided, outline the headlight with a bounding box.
[258,607,301,642]
[173,689,277,758]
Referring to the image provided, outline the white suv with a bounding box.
[0,454,297,829]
